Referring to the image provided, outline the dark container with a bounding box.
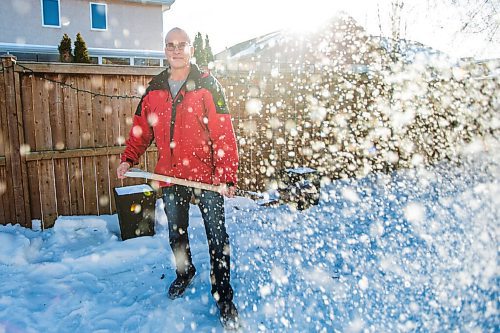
[113,184,156,240]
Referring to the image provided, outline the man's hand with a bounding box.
[117,162,131,179]
[219,184,237,198]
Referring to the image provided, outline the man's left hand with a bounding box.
[219,184,236,198]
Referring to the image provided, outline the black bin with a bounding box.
[113,184,156,240]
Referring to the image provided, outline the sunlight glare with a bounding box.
[270,1,345,36]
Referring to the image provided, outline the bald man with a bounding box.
[117,27,240,329]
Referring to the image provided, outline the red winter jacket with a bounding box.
[121,65,238,187]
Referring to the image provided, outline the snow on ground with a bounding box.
[0,145,498,332]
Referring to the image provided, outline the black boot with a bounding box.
[218,300,240,330]
[168,267,196,299]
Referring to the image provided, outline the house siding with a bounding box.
[0,0,164,51]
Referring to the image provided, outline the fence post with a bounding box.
[1,55,31,228]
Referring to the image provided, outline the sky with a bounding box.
[0,142,497,332]
[163,0,500,59]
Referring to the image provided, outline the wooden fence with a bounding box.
[0,56,162,228]
[2,55,495,229]
[0,57,332,228]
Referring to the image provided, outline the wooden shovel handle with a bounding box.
[124,168,261,198]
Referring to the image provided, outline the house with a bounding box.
[214,14,388,74]
[0,0,175,66]
[214,13,456,74]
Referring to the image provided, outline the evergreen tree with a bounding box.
[58,33,73,63]
[73,33,91,63]
[193,32,206,66]
[204,34,214,64]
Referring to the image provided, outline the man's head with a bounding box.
[164,27,194,70]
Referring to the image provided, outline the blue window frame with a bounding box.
[90,3,107,30]
[41,0,60,27]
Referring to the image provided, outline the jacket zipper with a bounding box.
[169,81,187,160]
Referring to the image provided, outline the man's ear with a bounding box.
[190,46,195,57]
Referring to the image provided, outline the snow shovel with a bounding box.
[124,168,268,201]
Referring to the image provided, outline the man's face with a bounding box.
[164,30,193,70]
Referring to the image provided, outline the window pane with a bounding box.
[91,4,107,30]
[102,57,130,65]
[10,52,38,61]
[37,53,59,62]
[148,59,161,66]
[134,58,161,66]
[134,58,147,66]
[42,0,59,26]
[10,52,59,62]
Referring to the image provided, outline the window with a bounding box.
[134,58,161,67]
[102,57,130,65]
[10,52,59,63]
[90,3,107,30]
[41,0,60,27]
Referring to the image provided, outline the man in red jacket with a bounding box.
[117,27,239,328]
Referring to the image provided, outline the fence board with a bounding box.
[144,148,158,190]
[146,150,157,173]
[92,75,107,148]
[31,74,50,226]
[33,76,53,150]
[21,75,36,149]
[77,76,98,215]
[39,161,57,228]
[20,74,42,220]
[104,75,122,212]
[91,75,111,214]
[136,76,150,186]
[49,75,66,150]
[26,161,42,220]
[68,158,84,215]
[104,76,120,146]
[82,156,98,215]
[62,75,83,215]
[33,74,56,227]
[63,76,80,150]
[118,75,133,190]
[54,158,71,217]
[78,76,93,148]
[108,154,121,212]
[121,76,134,148]
[124,75,144,187]
[14,71,33,226]
[0,70,14,225]
[48,74,71,217]
[0,166,7,223]
[139,75,158,177]
[2,57,31,226]
[95,156,110,214]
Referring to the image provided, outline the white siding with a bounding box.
[0,0,164,51]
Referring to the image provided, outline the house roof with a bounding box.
[216,15,457,68]
[123,0,175,6]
